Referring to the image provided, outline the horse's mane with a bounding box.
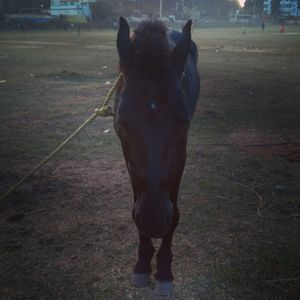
[130,21,170,77]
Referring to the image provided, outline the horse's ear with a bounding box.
[117,17,132,71]
[171,20,192,77]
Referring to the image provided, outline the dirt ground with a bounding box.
[0,26,299,299]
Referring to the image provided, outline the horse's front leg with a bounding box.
[133,234,155,287]
[155,206,179,296]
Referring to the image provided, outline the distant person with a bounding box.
[280,23,285,34]
[77,23,81,37]
[113,21,118,31]
[19,23,25,35]
[243,25,247,36]
[261,21,265,32]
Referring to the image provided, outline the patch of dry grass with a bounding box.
[0,25,299,298]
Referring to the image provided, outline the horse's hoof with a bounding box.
[133,273,150,287]
[154,280,173,297]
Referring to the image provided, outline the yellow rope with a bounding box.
[95,72,123,117]
[0,72,123,201]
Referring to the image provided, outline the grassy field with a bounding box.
[0,25,299,299]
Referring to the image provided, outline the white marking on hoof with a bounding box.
[154,280,173,297]
[133,273,150,287]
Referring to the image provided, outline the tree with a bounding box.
[271,0,281,17]
[183,0,239,18]
[243,0,264,15]
[111,0,239,19]
[91,0,114,20]
[0,0,50,14]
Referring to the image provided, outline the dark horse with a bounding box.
[114,17,200,296]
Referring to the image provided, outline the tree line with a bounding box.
[2,0,298,19]
[0,0,50,13]
[92,0,241,19]
[0,0,239,18]
[243,0,300,16]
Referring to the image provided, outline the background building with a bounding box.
[50,0,96,18]
[263,0,299,16]
[263,0,272,14]
[279,0,299,16]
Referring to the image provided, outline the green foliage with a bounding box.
[0,0,240,19]
[243,0,265,14]
[271,0,281,17]
[172,0,240,18]
[0,0,50,13]
[91,0,114,20]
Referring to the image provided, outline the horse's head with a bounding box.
[115,17,193,238]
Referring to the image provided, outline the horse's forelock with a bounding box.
[131,21,170,76]
[134,21,167,40]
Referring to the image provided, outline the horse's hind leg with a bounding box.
[133,234,154,287]
[154,206,179,296]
